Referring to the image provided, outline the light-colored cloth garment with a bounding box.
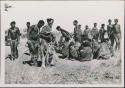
[74,26,82,42]
[97,42,113,59]
[62,41,70,57]
[83,28,92,39]
[79,46,93,61]
[41,25,52,34]
[69,42,81,58]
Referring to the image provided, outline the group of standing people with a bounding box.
[56,19,121,61]
[6,18,121,67]
[73,19,121,51]
[7,18,56,67]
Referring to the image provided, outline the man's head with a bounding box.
[37,20,45,28]
[85,25,89,29]
[73,20,78,26]
[26,22,30,28]
[10,21,16,28]
[56,26,61,31]
[65,37,70,42]
[47,18,54,27]
[108,19,112,24]
[94,23,97,27]
[78,24,81,29]
[114,19,118,24]
[101,24,105,28]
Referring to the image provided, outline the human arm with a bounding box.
[17,28,21,44]
[119,25,121,38]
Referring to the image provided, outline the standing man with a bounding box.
[77,24,82,43]
[26,22,31,40]
[99,24,106,43]
[8,21,21,60]
[113,19,121,51]
[83,25,92,40]
[107,19,115,47]
[28,20,45,66]
[73,20,79,41]
[91,23,99,41]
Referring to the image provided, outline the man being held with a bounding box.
[8,21,21,60]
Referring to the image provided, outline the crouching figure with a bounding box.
[79,40,93,61]
[97,38,114,60]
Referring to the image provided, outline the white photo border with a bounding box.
[0,0,124,87]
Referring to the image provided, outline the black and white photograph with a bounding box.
[0,0,124,87]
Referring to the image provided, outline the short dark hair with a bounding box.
[10,21,16,25]
[94,23,97,25]
[65,37,70,42]
[27,22,30,25]
[47,18,54,23]
[78,24,81,27]
[38,20,45,25]
[73,20,78,23]
[69,41,74,47]
[114,19,118,22]
[85,25,88,27]
[101,24,105,26]
[108,19,111,22]
[56,26,61,29]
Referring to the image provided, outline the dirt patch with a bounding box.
[5,40,122,84]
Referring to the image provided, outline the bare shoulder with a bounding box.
[8,28,11,32]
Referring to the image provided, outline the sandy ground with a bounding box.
[5,39,122,84]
